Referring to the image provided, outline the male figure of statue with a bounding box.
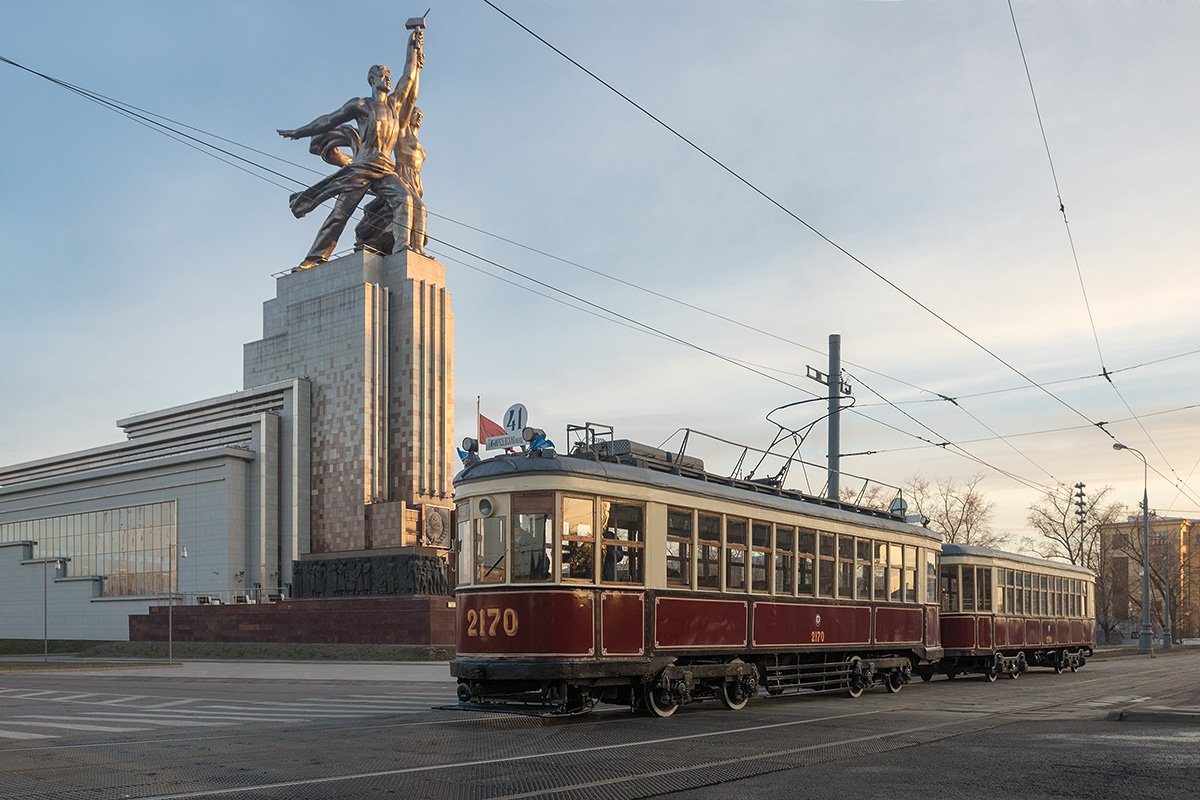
[278,29,424,270]
[355,104,428,255]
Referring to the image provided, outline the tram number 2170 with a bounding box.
[465,607,519,638]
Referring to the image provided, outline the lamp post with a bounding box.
[168,544,188,664]
[1113,443,1153,655]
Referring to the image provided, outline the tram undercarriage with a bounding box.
[454,649,930,717]
[933,646,1093,682]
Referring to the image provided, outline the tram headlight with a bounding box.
[477,497,494,517]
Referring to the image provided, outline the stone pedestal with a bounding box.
[243,249,454,555]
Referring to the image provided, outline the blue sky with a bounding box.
[2,1,1197,539]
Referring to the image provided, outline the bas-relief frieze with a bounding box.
[292,553,448,598]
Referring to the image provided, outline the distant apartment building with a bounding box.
[1096,516,1197,642]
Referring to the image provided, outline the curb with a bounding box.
[1110,708,1200,724]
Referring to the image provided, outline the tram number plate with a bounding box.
[810,630,826,643]
[466,607,519,638]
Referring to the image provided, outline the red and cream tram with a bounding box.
[451,429,944,716]
[935,544,1095,680]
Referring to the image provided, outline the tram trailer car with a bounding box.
[451,433,947,717]
[934,544,1095,681]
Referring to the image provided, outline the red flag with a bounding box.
[479,414,507,441]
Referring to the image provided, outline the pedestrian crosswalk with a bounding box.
[0,687,448,742]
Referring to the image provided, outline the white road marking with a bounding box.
[71,714,230,727]
[98,695,149,704]
[0,728,56,740]
[7,720,152,732]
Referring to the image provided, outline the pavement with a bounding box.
[1,657,455,683]
[1097,642,1200,723]
[5,645,1198,720]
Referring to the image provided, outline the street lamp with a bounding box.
[1113,443,1153,655]
[167,544,188,664]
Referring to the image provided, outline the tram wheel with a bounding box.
[985,669,999,683]
[919,671,933,682]
[644,686,679,718]
[884,670,904,694]
[1008,668,1021,680]
[1069,652,1081,673]
[718,659,753,710]
[1053,653,1065,675]
[946,670,958,680]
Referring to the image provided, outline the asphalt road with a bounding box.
[1,650,1197,799]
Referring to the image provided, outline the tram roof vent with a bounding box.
[593,439,705,472]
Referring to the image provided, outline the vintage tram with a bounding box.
[450,428,945,716]
[934,544,1095,680]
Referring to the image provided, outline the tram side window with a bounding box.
[818,533,836,598]
[1023,572,1032,616]
[904,545,918,603]
[940,564,959,612]
[961,565,976,612]
[751,522,771,593]
[837,536,855,599]
[978,568,992,612]
[797,530,816,596]
[873,541,888,600]
[1083,583,1089,617]
[726,517,748,591]
[697,513,722,590]
[1071,579,1080,617]
[1055,577,1063,616]
[599,500,644,584]
[561,496,595,582]
[475,517,506,584]
[511,493,554,582]
[1040,575,1049,617]
[1006,570,1016,615]
[774,526,795,595]
[666,508,693,588]
[925,550,938,605]
[857,539,873,600]
[887,543,903,602]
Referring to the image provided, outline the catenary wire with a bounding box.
[0,50,1171,497]
[1005,5,1200,507]
[479,0,1128,447]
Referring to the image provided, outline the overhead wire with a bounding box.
[479,0,1128,447]
[0,48,1177,498]
[1005,3,1200,508]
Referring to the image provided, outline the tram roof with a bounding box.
[941,543,1094,577]
[456,452,941,543]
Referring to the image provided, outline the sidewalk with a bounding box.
[1106,643,1200,723]
[23,658,455,683]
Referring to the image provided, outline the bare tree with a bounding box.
[904,474,1004,547]
[1024,484,1126,642]
[1025,485,1124,569]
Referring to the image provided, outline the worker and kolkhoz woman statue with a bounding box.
[277,13,429,270]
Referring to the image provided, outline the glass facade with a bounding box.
[0,501,178,596]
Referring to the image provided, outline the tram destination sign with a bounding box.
[484,433,525,450]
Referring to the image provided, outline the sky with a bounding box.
[1,1,1198,545]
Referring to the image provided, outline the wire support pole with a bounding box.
[827,335,842,501]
